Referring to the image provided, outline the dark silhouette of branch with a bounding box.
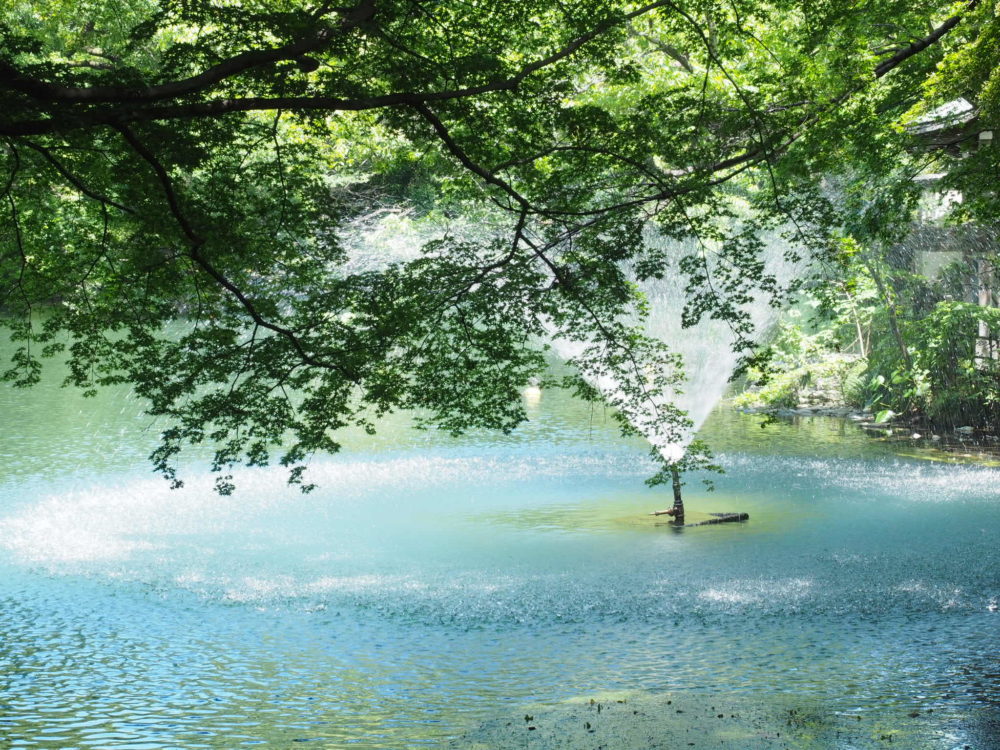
[0,1,376,104]
[114,123,360,381]
[0,0,674,137]
[21,140,135,214]
[874,0,979,78]
[409,102,533,210]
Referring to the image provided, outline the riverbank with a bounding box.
[733,403,1000,466]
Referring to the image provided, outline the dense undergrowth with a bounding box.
[735,246,1000,432]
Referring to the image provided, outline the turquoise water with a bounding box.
[1,367,998,748]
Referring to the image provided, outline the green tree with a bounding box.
[0,0,984,491]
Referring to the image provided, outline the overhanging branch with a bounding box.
[0,1,376,104]
[114,124,360,381]
[874,0,979,78]
[0,0,674,137]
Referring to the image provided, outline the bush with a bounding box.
[864,301,1000,429]
[733,311,862,409]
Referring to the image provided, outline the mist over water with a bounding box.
[550,227,802,460]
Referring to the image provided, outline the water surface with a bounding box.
[1,370,998,748]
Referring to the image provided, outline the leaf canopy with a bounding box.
[0,0,989,491]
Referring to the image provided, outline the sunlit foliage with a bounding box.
[0,0,988,490]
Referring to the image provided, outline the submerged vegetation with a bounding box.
[0,0,997,490]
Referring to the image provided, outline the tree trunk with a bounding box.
[865,258,913,371]
[685,512,750,526]
[976,256,995,367]
[670,465,684,524]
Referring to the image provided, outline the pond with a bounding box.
[0,364,998,748]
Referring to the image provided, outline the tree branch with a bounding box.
[0,1,376,104]
[0,0,674,137]
[630,30,694,73]
[114,123,360,381]
[409,102,533,210]
[874,0,979,78]
[21,140,135,214]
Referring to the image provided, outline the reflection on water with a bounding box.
[0,373,998,748]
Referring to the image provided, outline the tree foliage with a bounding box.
[0,0,987,490]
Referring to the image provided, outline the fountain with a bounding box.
[551,227,802,464]
[341,209,801,467]
[1,210,998,750]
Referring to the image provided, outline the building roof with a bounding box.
[908,97,977,136]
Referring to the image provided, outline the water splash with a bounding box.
[551,227,802,461]
[339,209,801,460]
[645,230,799,430]
[0,451,649,567]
